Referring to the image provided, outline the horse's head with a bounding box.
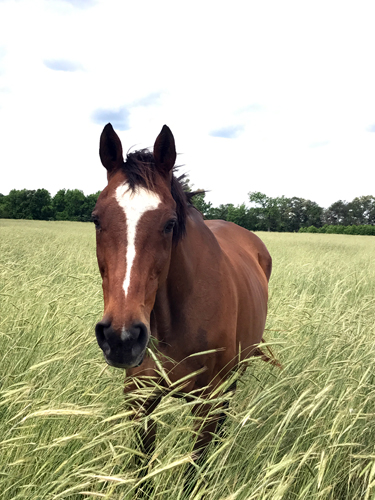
[93,124,183,369]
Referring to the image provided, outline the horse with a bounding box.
[92,123,274,481]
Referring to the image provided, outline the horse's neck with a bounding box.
[152,209,222,338]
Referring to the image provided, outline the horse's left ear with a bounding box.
[99,123,123,175]
[153,125,176,177]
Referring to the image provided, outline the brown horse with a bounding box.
[93,123,273,470]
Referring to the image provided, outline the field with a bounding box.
[1,219,375,500]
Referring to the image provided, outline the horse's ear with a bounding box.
[153,125,176,177]
[99,123,123,174]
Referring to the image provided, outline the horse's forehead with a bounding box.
[114,183,162,216]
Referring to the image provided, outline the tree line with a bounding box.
[0,189,100,222]
[1,188,375,234]
[192,191,375,233]
[299,224,375,235]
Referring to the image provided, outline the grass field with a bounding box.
[1,218,375,499]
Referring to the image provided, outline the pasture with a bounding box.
[1,218,375,499]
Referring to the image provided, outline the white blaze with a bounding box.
[115,184,162,297]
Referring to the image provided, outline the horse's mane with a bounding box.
[122,149,201,244]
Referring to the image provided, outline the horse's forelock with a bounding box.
[121,150,190,244]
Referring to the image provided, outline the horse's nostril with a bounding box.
[95,320,111,351]
[128,322,148,343]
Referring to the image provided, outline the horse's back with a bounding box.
[205,219,272,282]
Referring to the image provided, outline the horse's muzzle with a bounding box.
[95,319,149,369]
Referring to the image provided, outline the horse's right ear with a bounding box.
[99,123,123,174]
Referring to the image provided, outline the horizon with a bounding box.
[2,182,374,212]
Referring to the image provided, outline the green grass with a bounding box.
[1,219,375,499]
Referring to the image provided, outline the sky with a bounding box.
[0,0,374,209]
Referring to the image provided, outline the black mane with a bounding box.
[122,149,198,244]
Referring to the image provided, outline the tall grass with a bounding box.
[1,219,375,499]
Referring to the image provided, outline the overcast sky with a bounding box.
[0,0,374,208]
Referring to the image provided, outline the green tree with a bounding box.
[52,189,67,219]
[82,191,101,221]
[248,192,281,231]
[0,194,9,218]
[65,189,86,221]
[227,203,253,230]
[190,191,213,217]
[52,189,87,221]
[348,195,375,225]
[323,200,351,225]
[29,189,53,220]
[303,199,323,228]
[6,190,35,219]
[287,197,323,231]
[206,203,232,221]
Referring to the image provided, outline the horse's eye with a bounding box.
[91,214,101,230]
[163,219,176,234]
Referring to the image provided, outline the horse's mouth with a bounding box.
[103,350,145,370]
